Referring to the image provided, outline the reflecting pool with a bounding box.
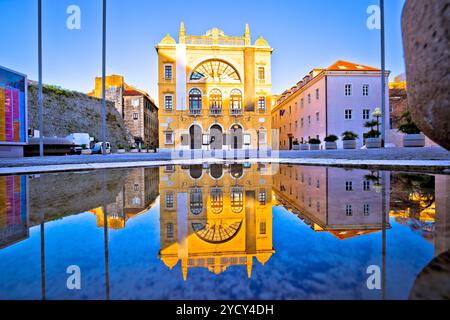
[0,163,449,300]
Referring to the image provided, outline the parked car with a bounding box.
[66,133,92,155]
[91,142,111,154]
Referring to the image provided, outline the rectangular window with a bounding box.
[258,67,265,81]
[258,189,266,205]
[363,84,369,96]
[295,120,298,129]
[133,112,138,120]
[260,221,266,235]
[363,180,371,191]
[164,131,174,145]
[164,65,173,80]
[133,184,140,192]
[164,95,173,112]
[165,192,174,209]
[166,223,174,239]
[258,96,266,111]
[363,109,370,120]
[345,109,352,120]
[345,84,352,96]
[316,88,320,100]
[301,98,304,108]
[364,204,370,216]
[345,181,353,191]
[308,115,311,124]
[316,112,320,122]
[346,204,353,216]
[301,118,304,127]
[308,94,311,104]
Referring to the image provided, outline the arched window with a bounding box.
[189,88,202,114]
[258,96,266,112]
[210,188,223,214]
[190,59,241,82]
[231,187,244,213]
[190,188,203,215]
[210,89,222,114]
[230,89,242,114]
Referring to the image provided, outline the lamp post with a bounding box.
[380,0,386,148]
[38,0,44,157]
[373,107,382,133]
[101,0,107,155]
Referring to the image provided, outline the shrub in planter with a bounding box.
[300,143,309,150]
[308,138,321,150]
[292,139,300,150]
[117,144,126,153]
[342,131,358,149]
[130,145,138,153]
[324,135,338,150]
[398,111,425,147]
[364,120,382,148]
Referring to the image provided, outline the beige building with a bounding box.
[156,23,273,152]
[159,163,274,280]
[88,75,159,148]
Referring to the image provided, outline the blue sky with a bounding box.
[0,0,406,99]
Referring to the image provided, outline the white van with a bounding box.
[66,133,92,155]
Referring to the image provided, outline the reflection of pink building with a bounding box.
[273,165,390,239]
[272,61,390,149]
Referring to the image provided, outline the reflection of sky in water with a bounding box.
[0,197,435,300]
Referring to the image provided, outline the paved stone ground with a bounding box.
[0,147,449,168]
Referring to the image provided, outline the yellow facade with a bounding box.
[156,23,273,151]
[158,163,274,280]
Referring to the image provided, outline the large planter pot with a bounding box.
[292,145,300,150]
[325,142,337,150]
[141,149,148,153]
[366,137,382,149]
[117,149,126,154]
[343,140,357,149]
[130,149,138,153]
[81,149,92,155]
[300,144,309,150]
[403,133,425,147]
[310,144,320,151]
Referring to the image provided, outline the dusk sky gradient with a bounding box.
[0,0,406,100]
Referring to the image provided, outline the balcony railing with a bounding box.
[209,108,222,116]
[189,108,202,116]
[230,108,243,116]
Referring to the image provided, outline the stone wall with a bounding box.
[27,81,134,149]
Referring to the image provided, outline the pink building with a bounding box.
[272,61,390,149]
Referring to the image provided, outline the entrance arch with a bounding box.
[230,124,243,150]
[210,124,223,150]
[189,124,202,149]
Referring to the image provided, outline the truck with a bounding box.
[65,133,92,155]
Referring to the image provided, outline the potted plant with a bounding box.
[342,131,358,149]
[308,138,321,150]
[117,144,126,154]
[398,111,425,147]
[130,145,138,153]
[141,144,148,153]
[324,135,338,150]
[364,120,382,148]
[292,139,300,150]
[300,140,309,150]
[80,144,92,155]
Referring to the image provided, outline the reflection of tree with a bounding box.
[391,173,435,215]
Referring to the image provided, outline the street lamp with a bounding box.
[373,107,382,132]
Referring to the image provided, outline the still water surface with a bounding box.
[0,163,449,300]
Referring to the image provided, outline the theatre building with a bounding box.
[156,23,273,152]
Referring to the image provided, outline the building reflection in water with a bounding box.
[89,168,160,229]
[0,176,28,249]
[273,165,391,238]
[159,163,275,280]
